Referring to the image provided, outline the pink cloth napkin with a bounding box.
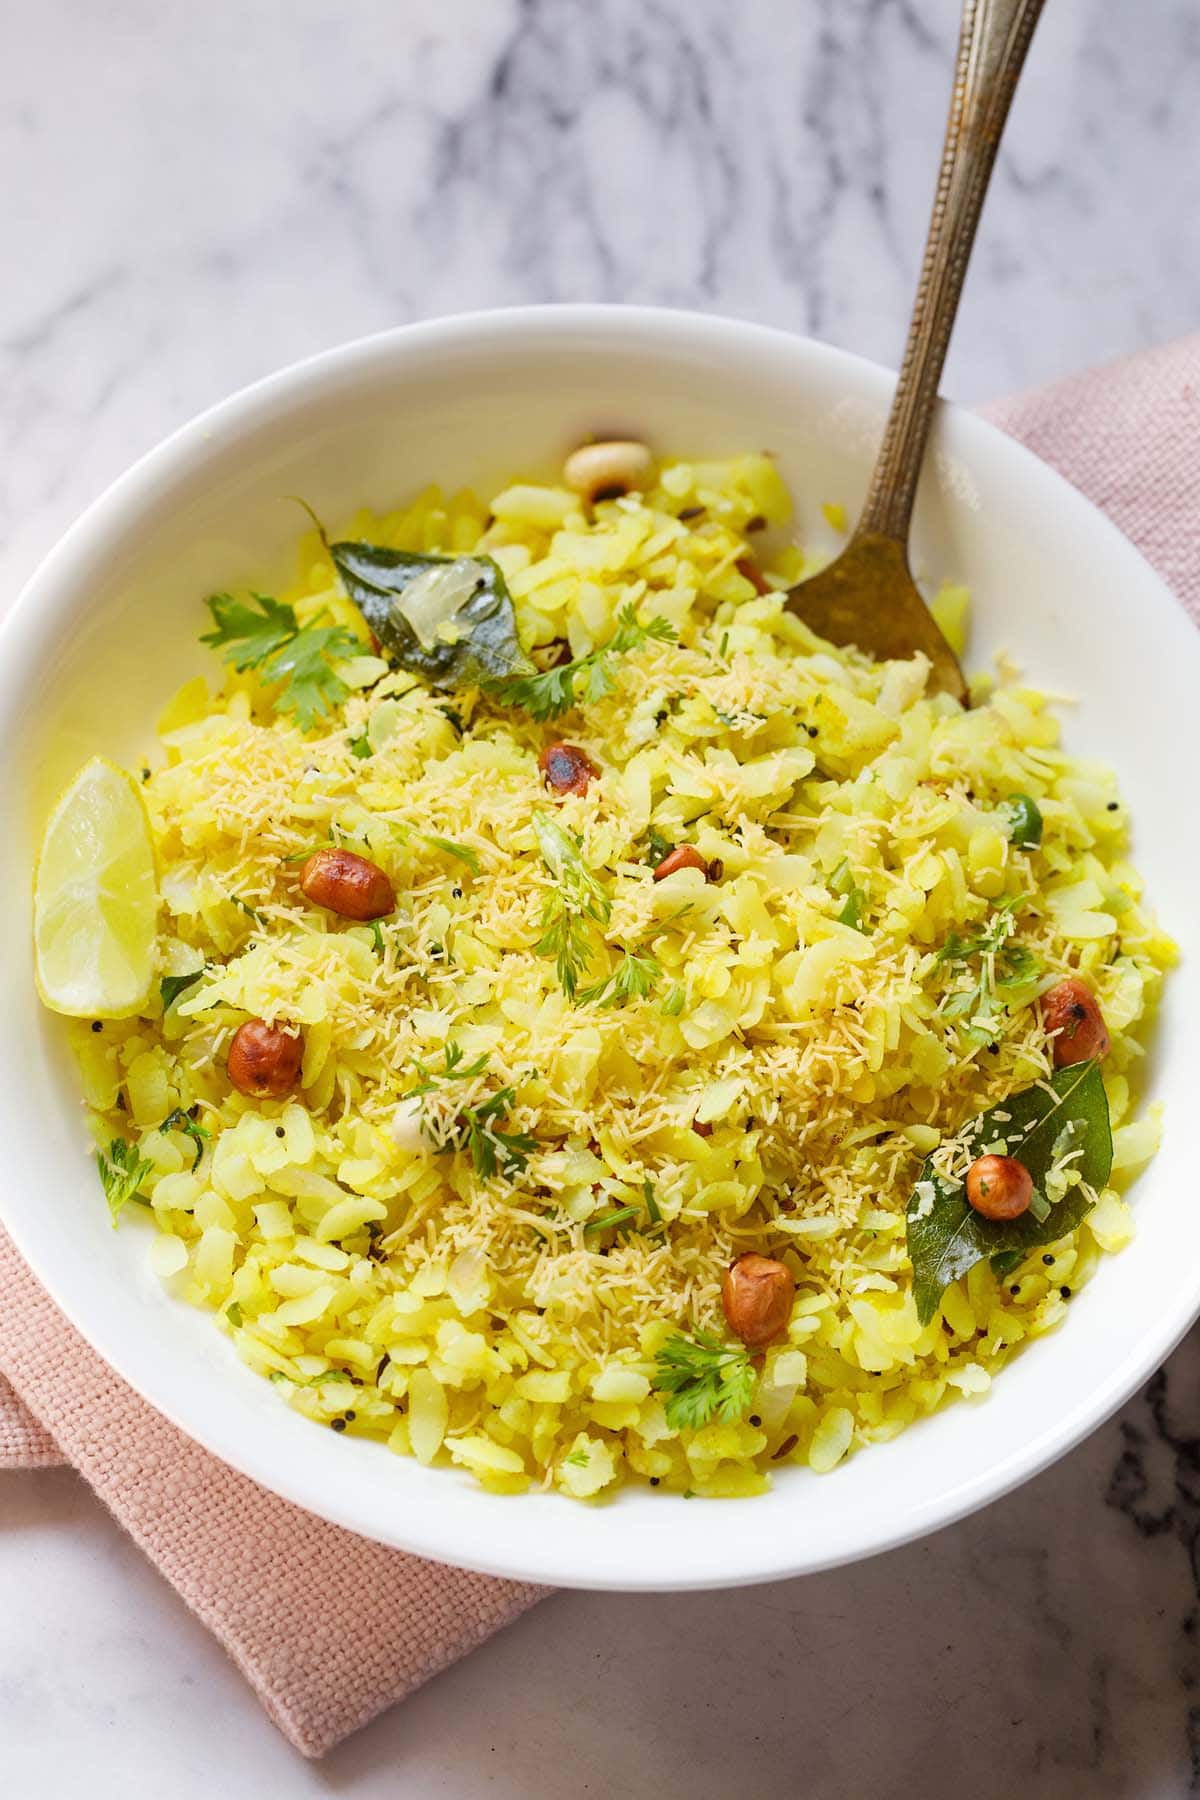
[0,1236,545,1756]
[3,329,1199,1756]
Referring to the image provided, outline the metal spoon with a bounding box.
[787,0,1047,702]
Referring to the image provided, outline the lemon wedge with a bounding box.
[34,756,158,1018]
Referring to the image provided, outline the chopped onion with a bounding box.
[448,1246,491,1315]
[390,559,483,651]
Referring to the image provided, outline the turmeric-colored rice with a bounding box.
[69,452,1173,1499]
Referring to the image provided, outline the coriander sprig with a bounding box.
[532,813,612,1000]
[457,1089,539,1180]
[406,1046,537,1179]
[935,895,1040,1041]
[489,604,675,721]
[201,592,363,731]
[652,1329,756,1432]
[97,1137,155,1224]
[160,1106,211,1173]
[406,1040,491,1097]
[578,946,661,1009]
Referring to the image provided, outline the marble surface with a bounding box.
[3,0,1200,1792]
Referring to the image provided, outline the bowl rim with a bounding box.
[3,302,1198,1591]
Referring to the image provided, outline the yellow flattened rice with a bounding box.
[61,450,1173,1500]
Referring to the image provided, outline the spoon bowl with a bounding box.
[786,530,967,700]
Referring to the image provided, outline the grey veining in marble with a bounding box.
[5,0,1200,596]
[3,0,1200,1794]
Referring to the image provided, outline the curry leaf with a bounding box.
[329,544,532,690]
[906,1061,1112,1326]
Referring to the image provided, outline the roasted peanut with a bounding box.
[721,1253,795,1348]
[227,1020,303,1098]
[539,742,599,795]
[965,1153,1033,1221]
[563,439,654,503]
[653,844,710,881]
[299,848,394,921]
[1042,977,1110,1066]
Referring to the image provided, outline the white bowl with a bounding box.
[2,307,1197,1592]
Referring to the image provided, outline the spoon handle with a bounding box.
[857,0,1047,544]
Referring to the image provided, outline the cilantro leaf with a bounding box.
[1003,793,1044,849]
[262,619,363,731]
[534,906,597,1002]
[532,814,611,919]
[578,947,661,1008]
[97,1137,155,1225]
[652,1329,756,1432]
[934,896,1040,1040]
[200,592,362,731]
[406,1049,536,1180]
[646,826,674,868]
[459,1088,538,1179]
[406,1041,491,1097]
[532,813,612,1000]
[160,1105,210,1172]
[201,591,298,668]
[489,604,676,721]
